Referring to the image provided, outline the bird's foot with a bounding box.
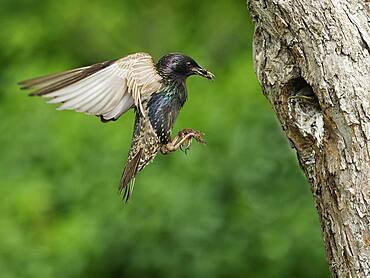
[160,128,206,155]
[177,128,206,154]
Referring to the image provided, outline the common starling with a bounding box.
[18,53,214,201]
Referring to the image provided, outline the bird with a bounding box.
[18,52,214,201]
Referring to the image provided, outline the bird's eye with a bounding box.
[186,61,191,66]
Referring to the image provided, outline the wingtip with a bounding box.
[18,79,38,92]
[17,80,37,95]
[28,91,43,97]
[17,80,28,90]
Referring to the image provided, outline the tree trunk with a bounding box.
[247,0,370,277]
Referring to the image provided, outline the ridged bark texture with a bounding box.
[247,0,370,277]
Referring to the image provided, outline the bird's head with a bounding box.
[156,53,215,82]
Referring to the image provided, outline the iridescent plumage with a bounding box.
[19,52,214,201]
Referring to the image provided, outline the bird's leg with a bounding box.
[160,128,206,154]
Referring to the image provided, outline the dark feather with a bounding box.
[18,59,117,96]
[99,115,118,123]
[119,149,143,200]
[18,67,85,89]
[148,84,187,144]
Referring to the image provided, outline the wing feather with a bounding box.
[19,53,163,121]
[99,79,127,114]
[48,72,110,105]
[18,66,90,90]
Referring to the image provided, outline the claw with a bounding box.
[179,137,190,154]
[161,128,207,155]
[183,138,192,154]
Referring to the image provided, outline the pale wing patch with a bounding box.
[117,53,163,117]
[50,65,130,116]
[19,53,163,121]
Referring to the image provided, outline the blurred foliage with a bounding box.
[0,0,329,277]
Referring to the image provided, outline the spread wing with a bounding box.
[18,53,163,121]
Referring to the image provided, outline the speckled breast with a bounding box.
[129,109,161,172]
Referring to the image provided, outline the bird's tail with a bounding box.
[119,149,143,202]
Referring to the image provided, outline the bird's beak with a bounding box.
[192,67,215,80]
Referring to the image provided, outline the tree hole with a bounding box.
[288,77,318,104]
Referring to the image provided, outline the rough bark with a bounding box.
[247,0,370,277]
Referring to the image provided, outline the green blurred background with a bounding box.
[0,0,330,277]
